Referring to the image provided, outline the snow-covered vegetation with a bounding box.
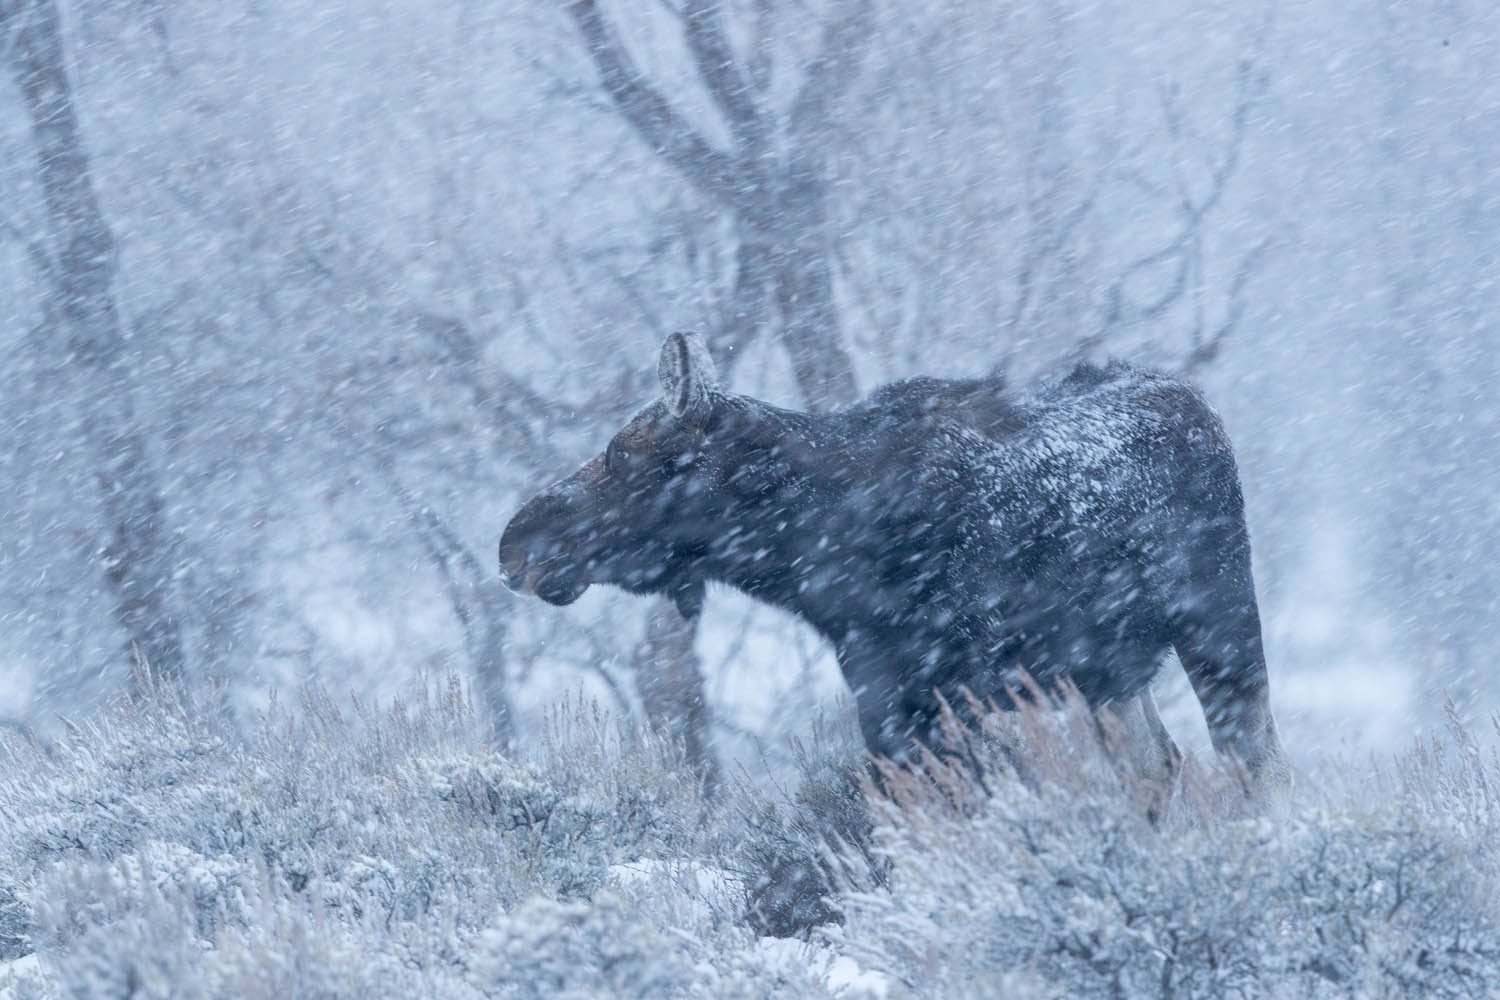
[0,672,840,998]
[3,672,1497,998]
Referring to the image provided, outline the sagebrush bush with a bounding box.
[733,734,881,938]
[3,669,1499,999]
[825,691,1500,999]
[0,672,850,999]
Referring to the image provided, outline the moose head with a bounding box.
[499,332,775,620]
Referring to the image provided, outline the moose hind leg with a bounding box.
[1174,609,1290,793]
[1167,496,1290,792]
[1105,690,1184,825]
[1136,687,1183,779]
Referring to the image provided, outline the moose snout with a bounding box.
[499,490,571,594]
[498,523,545,595]
[498,541,530,593]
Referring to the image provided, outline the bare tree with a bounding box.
[1,0,185,684]
[566,0,872,410]
[632,601,719,793]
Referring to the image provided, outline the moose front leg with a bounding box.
[854,697,918,765]
[1175,613,1291,796]
[841,652,923,765]
[670,578,707,620]
[1105,690,1185,825]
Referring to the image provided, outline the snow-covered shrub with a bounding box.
[0,886,28,963]
[829,690,1500,999]
[471,892,697,998]
[409,703,706,901]
[468,882,858,999]
[735,735,880,938]
[0,956,48,1000]
[0,673,722,995]
[0,673,863,998]
[6,668,1500,999]
[30,854,479,999]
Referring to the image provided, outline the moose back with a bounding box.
[500,333,1287,785]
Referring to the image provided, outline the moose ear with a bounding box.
[658,331,721,425]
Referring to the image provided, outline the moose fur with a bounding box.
[501,333,1289,786]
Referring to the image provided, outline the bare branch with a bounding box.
[1093,53,1265,365]
[788,0,876,139]
[1198,58,1258,221]
[405,311,559,468]
[1102,237,1192,332]
[683,0,762,149]
[747,0,774,95]
[567,0,740,205]
[1179,234,1274,375]
[1010,186,1098,333]
[1160,56,1257,231]
[380,469,516,743]
[707,237,770,364]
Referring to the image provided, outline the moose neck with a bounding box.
[695,400,894,645]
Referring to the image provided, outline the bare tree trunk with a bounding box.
[634,598,720,795]
[470,580,517,748]
[3,0,186,684]
[766,155,859,410]
[723,218,857,411]
[381,459,518,747]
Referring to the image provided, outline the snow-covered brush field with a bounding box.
[1,672,1498,999]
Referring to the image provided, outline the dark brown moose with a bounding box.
[501,332,1289,789]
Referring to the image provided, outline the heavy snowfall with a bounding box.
[1,0,1498,996]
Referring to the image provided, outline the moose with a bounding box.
[500,332,1289,790]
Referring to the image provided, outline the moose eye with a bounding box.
[607,444,631,473]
